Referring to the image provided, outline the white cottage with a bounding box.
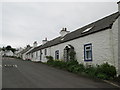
[16,41,39,60]
[25,41,38,61]
[17,45,32,60]
[27,2,120,75]
[3,50,14,56]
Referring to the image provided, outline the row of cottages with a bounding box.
[16,42,38,60]
[16,45,32,60]
[26,2,120,75]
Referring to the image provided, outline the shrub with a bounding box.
[69,51,76,61]
[67,64,85,73]
[73,64,85,73]
[66,60,78,67]
[51,60,61,67]
[47,59,67,69]
[45,58,117,80]
[85,66,97,77]
[58,61,67,69]
[96,63,116,78]
[67,65,76,72]
[46,56,53,61]
[46,56,54,65]
[47,60,54,65]
[97,73,108,80]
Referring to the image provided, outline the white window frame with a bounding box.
[84,43,92,61]
[55,50,59,60]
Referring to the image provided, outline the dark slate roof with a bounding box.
[27,45,42,54]
[19,47,32,54]
[27,12,119,54]
[117,1,120,4]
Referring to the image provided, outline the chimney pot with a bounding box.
[64,28,67,31]
[60,27,70,37]
[42,38,48,44]
[33,41,37,47]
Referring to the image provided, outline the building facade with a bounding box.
[26,3,120,75]
[118,1,120,76]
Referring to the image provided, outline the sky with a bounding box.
[0,0,119,48]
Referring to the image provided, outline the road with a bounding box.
[2,57,118,88]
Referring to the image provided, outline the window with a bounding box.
[40,50,42,60]
[55,50,59,60]
[82,26,93,33]
[36,52,38,57]
[31,53,33,58]
[44,49,47,55]
[84,43,92,61]
[61,38,64,41]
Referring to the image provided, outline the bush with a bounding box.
[69,51,76,61]
[47,59,67,69]
[57,61,67,69]
[46,56,54,65]
[96,63,116,78]
[51,60,61,67]
[97,73,108,80]
[75,64,85,73]
[85,66,97,77]
[66,60,78,67]
[46,56,53,61]
[45,59,117,80]
[67,65,76,72]
[67,64,85,73]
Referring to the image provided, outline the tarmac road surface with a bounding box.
[2,57,119,88]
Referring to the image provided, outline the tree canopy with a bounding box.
[1,45,17,53]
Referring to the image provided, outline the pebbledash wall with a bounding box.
[38,17,119,74]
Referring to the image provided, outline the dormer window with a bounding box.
[82,26,93,33]
[61,38,64,41]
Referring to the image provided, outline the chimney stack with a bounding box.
[118,1,120,11]
[60,28,70,37]
[33,41,37,48]
[27,45,30,48]
[42,38,47,45]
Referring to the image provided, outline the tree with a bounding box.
[11,48,17,53]
[6,45,12,50]
[2,47,6,51]
[2,45,17,53]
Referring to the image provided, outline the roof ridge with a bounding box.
[68,11,119,35]
[27,11,119,53]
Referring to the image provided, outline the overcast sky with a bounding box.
[0,1,119,48]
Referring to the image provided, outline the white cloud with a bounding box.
[1,2,118,48]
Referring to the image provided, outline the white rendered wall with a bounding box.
[118,2,120,75]
[54,30,111,66]
[5,51,14,56]
[41,29,116,68]
[41,49,48,62]
[30,19,119,74]
[109,19,119,75]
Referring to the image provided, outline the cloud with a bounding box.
[1,2,118,48]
